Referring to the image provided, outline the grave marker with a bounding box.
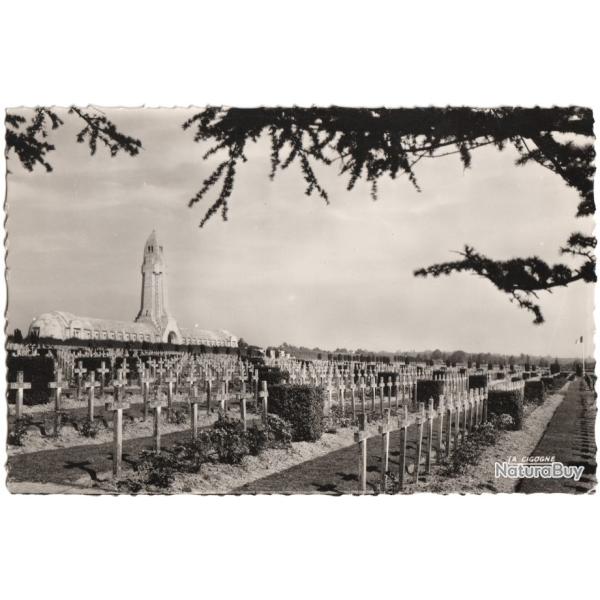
[104,397,131,477]
[164,370,176,418]
[74,361,87,401]
[205,373,215,415]
[378,409,392,490]
[84,371,100,421]
[415,402,426,484]
[354,413,368,494]
[188,391,204,440]
[9,371,31,421]
[259,381,269,421]
[398,406,408,490]
[350,382,357,420]
[96,361,110,396]
[425,398,435,474]
[148,395,167,454]
[140,369,154,420]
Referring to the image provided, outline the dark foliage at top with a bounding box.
[5,107,141,172]
[182,106,594,223]
[181,106,595,324]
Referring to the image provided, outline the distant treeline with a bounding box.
[270,343,590,368]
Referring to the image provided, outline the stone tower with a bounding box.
[135,231,180,342]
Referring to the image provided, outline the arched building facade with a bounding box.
[28,231,238,348]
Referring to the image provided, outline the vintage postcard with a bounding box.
[4,106,596,494]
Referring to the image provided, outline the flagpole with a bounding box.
[582,336,585,375]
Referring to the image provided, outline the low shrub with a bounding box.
[7,416,33,446]
[212,416,252,464]
[123,450,181,490]
[445,415,513,475]
[168,408,189,425]
[245,427,268,456]
[323,403,355,433]
[524,380,545,405]
[487,389,523,430]
[490,413,515,431]
[264,414,293,449]
[269,384,324,441]
[79,418,101,438]
[522,372,531,380]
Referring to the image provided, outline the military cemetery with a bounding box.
[4,106,596,495]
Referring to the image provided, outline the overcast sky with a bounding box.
[5,107,595,357]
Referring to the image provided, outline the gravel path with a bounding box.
[517,378,597,494]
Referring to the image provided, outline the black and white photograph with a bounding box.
[4,105,596,495]
[1,2,598,599]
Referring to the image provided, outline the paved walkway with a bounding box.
[518,378,597,494]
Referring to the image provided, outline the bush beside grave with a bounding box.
[487,389,524,430]
[268,384,324,442]
[416,379,445,408]
[524,380,545,404]
[468,374,488,391]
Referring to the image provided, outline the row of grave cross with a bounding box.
[353,388,488,494]
[10,366,273,479]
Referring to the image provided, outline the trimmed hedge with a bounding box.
[258,366,288,386]
[487,389,524,430]
[468,374,488,390]
[7,356,55,405]
[416,379,445,408]
[524,380,545,404]
[268,384,324,442]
